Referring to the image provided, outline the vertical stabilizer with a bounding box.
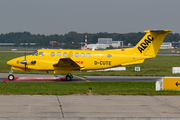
[132,30,172,57]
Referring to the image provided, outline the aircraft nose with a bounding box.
[7,56,27,67]
[7,59,14,66]
[7,58,23,67]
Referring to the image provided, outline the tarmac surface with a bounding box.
[1,73,179,119]
[0,95,180,119]
[0,73,162,82]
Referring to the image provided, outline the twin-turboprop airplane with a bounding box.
[7,30,172,81]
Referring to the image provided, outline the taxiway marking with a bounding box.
[74,75,91,82]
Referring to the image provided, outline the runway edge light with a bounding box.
[156,77,180,91]
[89,87,92,93]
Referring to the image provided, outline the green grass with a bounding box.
[158,49,180,54]
[0,52,31,73]
[1,52,180,76]
[1,52,180,95]
[0,82,180,95]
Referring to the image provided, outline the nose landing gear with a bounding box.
[8,69,14,81]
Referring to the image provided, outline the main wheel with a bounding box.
[66,75,72,81]
[68,73,73,78]
[8,74,14,81]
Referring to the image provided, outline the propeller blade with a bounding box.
[25,51,26,73]
[25,64,26,73]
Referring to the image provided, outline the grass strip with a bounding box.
[0,82,180,95]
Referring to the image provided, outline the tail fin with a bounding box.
[132,30,172,57]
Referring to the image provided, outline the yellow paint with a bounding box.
[7,30,172,76]
[163,78,180,90]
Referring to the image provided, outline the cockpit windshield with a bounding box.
[32,51,38,56]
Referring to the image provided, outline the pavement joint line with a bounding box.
[151,96,180,112]
[56,95,64,118]
[74,75,91,82]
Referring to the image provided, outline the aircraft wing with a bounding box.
[53,51,84,73]
[53,57,84,68]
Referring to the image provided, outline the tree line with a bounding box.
[0,31,179,49]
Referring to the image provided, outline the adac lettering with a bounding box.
[94,61,111,65]
[138,35,154,53]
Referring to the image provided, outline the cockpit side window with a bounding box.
[32,51,38,56]
[39,52,44,56]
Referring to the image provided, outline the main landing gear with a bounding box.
[8,69,14,81]
[66,73,73,81]
[7,69,73,81]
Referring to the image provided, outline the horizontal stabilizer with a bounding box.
[121,59,144,66]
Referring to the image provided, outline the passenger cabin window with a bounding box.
[86,53,91,58]
[81,53,85,57]
[71,53,73,57]
[57,52,61,56]
[51,52,55,57]
[107,54,111,58]
[63,53,67,57]
[39,52,44,56]
[75,53,79,57]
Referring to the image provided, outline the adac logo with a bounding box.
[138,35,154,53]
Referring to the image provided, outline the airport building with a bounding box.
[87,44,109,50]
[98,38,112,45]
[160,42,173,49]
[86,38,124,50]
[97,38,123,48]
[172,42,180,48]
[0,43,15,47]
[112,41,123,48]
[0,43,36,47]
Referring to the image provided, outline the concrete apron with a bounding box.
[0,95,180,119]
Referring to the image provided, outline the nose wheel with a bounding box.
[8,74,14,81]
[66,73,73,81]
[8,69,14,81]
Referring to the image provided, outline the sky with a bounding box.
[0,0,180,35]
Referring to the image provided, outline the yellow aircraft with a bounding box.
[7,30,172,81]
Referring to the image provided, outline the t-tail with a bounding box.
[132,30,172,57]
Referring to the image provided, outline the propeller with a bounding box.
[20,51,37,71]
[25,51,26,73]
[20,50,27,72]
